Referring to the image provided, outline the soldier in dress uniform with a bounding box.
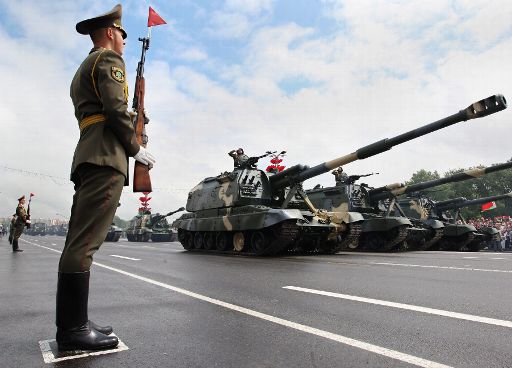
[8,214,16,244]
[228,148,249,168]
[12,196,29,252]
[55,4,155,352]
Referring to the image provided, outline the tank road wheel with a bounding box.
[193,232,204,249]
[179,230,193,250]
[233,232,245,252]
[250,231,270,255]
[203,233,215,250]
[177,229,187,244]
[362,232,385,252]
[216,232,232,251]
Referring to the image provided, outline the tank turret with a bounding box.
[174,95,507,255]
[150,207,185,242]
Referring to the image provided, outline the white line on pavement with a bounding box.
[491,258,506,260]
[110,255,140,261]
[462,257,478,259]
[371,262,512,273]
[283,286,512,329]
[22,239,451,368]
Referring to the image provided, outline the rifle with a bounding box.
[132,37,152,192]
[26,193,34,228]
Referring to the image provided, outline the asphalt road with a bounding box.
[1,234,512,367]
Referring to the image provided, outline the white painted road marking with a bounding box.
[462,257,478,259]
[284,286,512,329]
[23,239,451,368]
[491,258,506,260]
[110,255,140,261]
[39,334,128,363]
[371,262,512,273]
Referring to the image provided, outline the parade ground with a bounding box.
[2,235,512,367]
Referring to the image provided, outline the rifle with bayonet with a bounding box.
[132,37,152,192]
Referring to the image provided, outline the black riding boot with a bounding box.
[56,271,118,351]
[12,239,23,252]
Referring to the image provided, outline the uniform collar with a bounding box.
[89,47,105,54]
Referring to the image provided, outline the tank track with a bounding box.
[419,229,444,250]
[177,221,299,256]
[286,223,363,255]
[438,232,475,251]
[359,225,409,252]
[335,223,363,252]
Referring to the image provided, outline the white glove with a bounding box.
[134,147,156,168]
[26,220,31,224]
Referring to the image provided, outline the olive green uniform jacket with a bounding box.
[70,47,140,185]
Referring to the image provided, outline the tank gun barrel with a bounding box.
[270,94,506,190]
[164,207,186,218]
[437,193,512,211]
[151,207,186,224]
[370,160,512,201]
[434,197,467,208]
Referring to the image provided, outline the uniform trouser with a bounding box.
[59,164,125,272]
[12,225,25,250]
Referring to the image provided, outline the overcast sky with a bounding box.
[1,0,511,221]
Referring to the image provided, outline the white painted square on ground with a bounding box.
[38,334,128,363]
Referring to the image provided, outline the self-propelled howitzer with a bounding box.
[375,161,512,250]
[437,193,512,250]
[307,150,512,252]
[127,207,185,242]
[173,95,507,256]
[307,175,415,252]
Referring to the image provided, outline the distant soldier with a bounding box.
[8,214,16,244]
[228,148,249,168]
[12,196,29,252]
[332,167,348,185]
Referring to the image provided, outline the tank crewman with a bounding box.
[228,148,249,168]
[12,196,29,252]
[8,214,17,244]
[332,167,348,185]
[56,4,155,352]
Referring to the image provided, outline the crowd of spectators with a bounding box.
[468,216,512,251]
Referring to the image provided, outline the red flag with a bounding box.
[148,7,167,27]
[30,193,35,197]
[481,201,496,212]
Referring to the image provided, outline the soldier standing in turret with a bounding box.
[332,167,348,185]
[228,148,249,168]
[12,196,29,252]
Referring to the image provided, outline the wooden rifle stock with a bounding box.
[132,37,152,193]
